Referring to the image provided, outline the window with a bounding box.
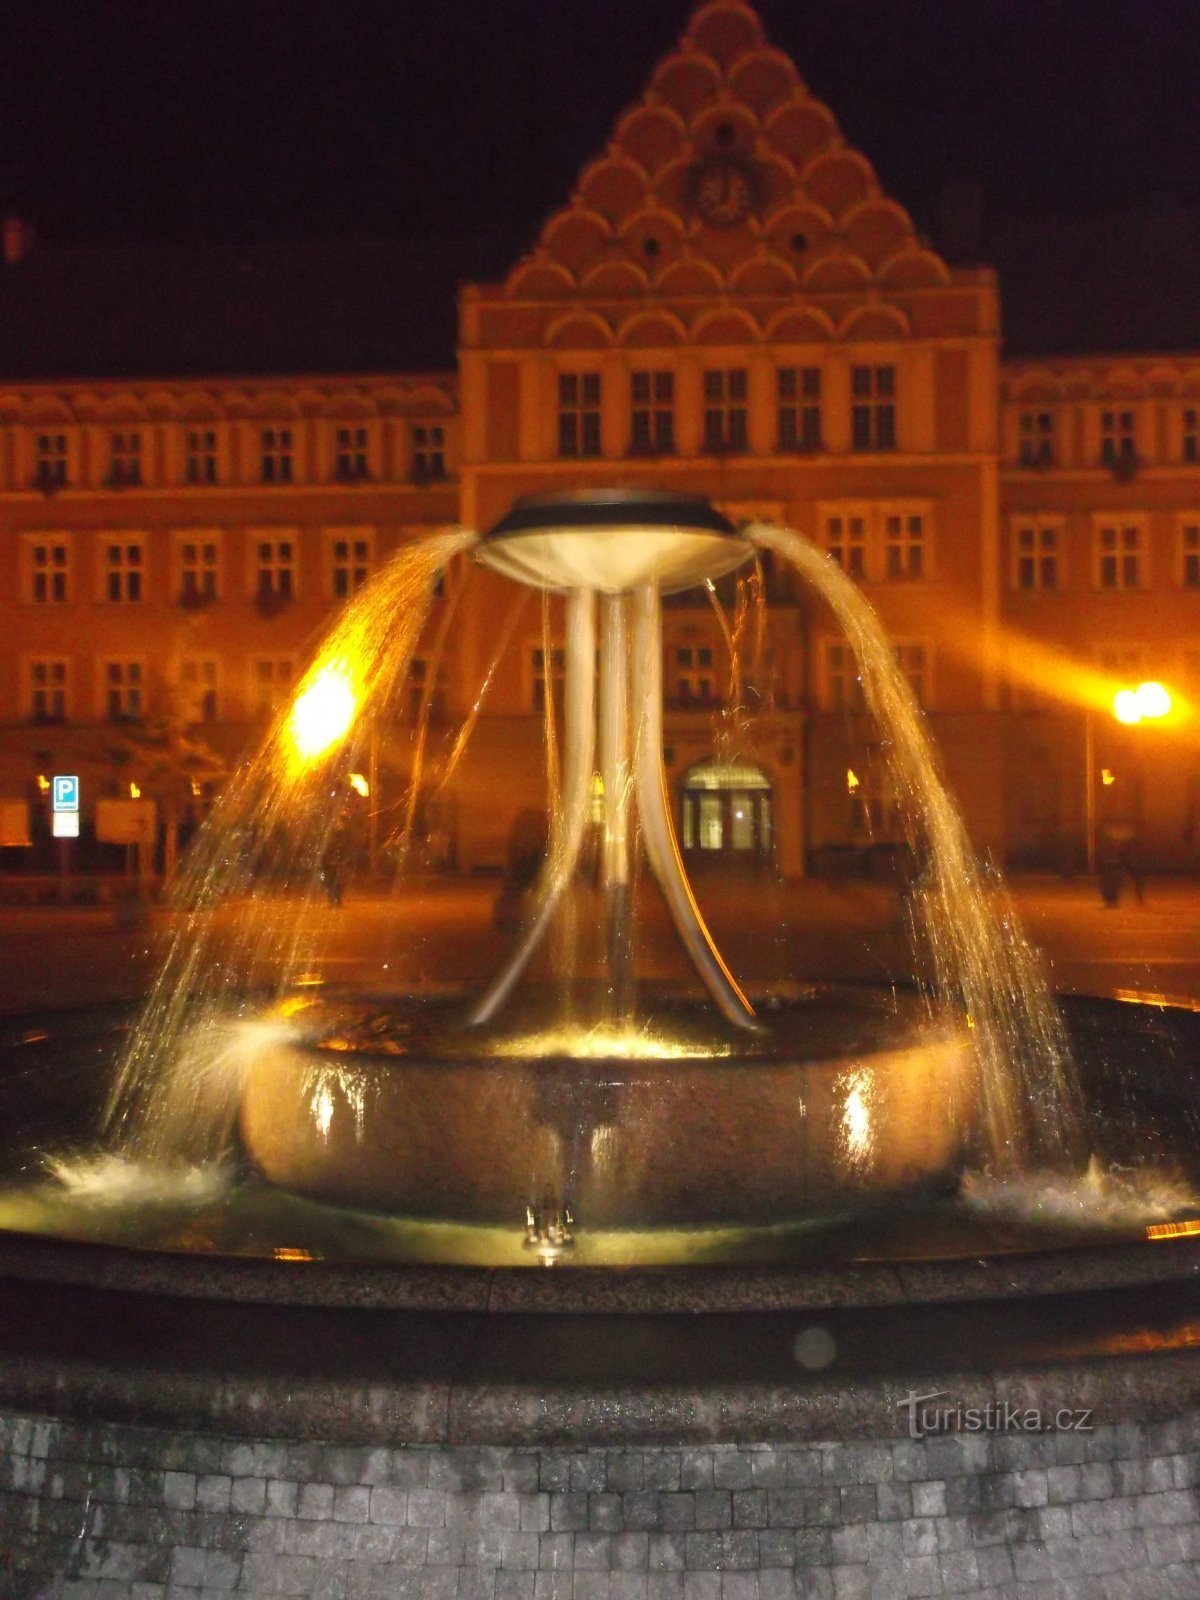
[102,537,144,602]
[851,366,896,451]
[179,537,219,603]
[679,760,773,859]
[255,537,295,600]
[405,657,447,721]
[1012,523,1061,591]
[185,429,217,484]
[25,536,70,603]
[630,371,675,455]
[778,367,821,451]
[1185,409,1199,465]
[702,368,748,453]
[1095,522,1143,589]
[103,660,143,721]
[34,432,68,490]
[412,424,445,482]
[673,643,717,705]
[1018,410,1055,467]
[848,764,903,841]
[178,657,219,723]
[330,530,373,598]
[1181,520,1200,588]
[893,642,928,707]
[824,641,865,712]
[883,513,925,579]
[1100,410,1137,468]
[261,428,294,484]
[25,658,69,722]
[334,426,369,482]
[252,657,294,717]
[558,373,601,458]
[107,431,142,487]
[822,513,866,578]
[1096,646,1143,681]
[532,645,566,714]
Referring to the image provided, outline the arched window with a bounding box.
[679,759,773,860]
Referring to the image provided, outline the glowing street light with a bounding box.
[288,663,358,767]
[1086,681,1175,872]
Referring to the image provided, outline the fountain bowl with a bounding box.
[237,989,978,1229]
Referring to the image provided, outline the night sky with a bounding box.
[2,0,1198,257]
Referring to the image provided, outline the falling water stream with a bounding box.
[6,504,1192,1263]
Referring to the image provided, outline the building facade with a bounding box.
[1,0,1197,877]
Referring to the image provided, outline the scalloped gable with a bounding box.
[499,0,954,318]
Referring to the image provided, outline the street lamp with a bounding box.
[1085,681,1173,873]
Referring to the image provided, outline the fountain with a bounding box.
[3,490,1200,1593]
[1,485,1185,1267]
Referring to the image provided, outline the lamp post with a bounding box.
[1085,680,1172,875]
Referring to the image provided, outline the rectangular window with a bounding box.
[178,657,219,723]
[894,642,928,707]
[630,370,675,455]
[558,373,601,458]
[108,431,142,487]
[822,513,866,578]
[256,537,295,600]
[1181,521,1200,588]
[104,660,143,721]
[103,537,144,602]
[26,537,70,603]
[252,657,294,717]
[1185,409,1198,465]
[334,426,369,482]
[179,538,219,603]
[26,658,69,722]
[185,429,217,485]
[851,365,896,451]
[824,641,865,712]
[702,368,748,453]
[34,432,69,490]
[1012,523,1060,591]
[883,513,925,579]
[674,644,717,705]
[261,428,294,484]
[405,658,448,722]
[1100,410,1137,468]
[532,645,566,714]
[778,367,821,451]
[1096,523,1142,589]
[412,424,446,482]
[1018,410,1055,467]
[330,531,373,599]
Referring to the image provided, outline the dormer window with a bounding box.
[1100,410,1137,469]
[186,429,218,484]
[261,428,294,484]
[108,431,142,487]
[412,425,446,482]
[34,433,68,490]
[334,426,369,482]
[1018,411,1055,467]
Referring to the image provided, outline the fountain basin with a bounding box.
[237,992,977,1228]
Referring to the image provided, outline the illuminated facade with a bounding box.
[1,0,1197,875]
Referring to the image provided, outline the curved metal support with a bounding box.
[468,589,597,1027]
[599,594,634,1018]
[630,584,761,1032]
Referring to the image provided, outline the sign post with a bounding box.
[51,774,80,900]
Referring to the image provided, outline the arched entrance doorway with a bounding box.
[679,758,773,864]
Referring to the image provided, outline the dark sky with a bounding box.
[2,0,1198,254]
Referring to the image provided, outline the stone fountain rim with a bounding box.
[0,1225,1196,1315]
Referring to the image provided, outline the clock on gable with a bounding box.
[691,158,756,227]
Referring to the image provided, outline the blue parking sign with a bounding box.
[52,775,80,813]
